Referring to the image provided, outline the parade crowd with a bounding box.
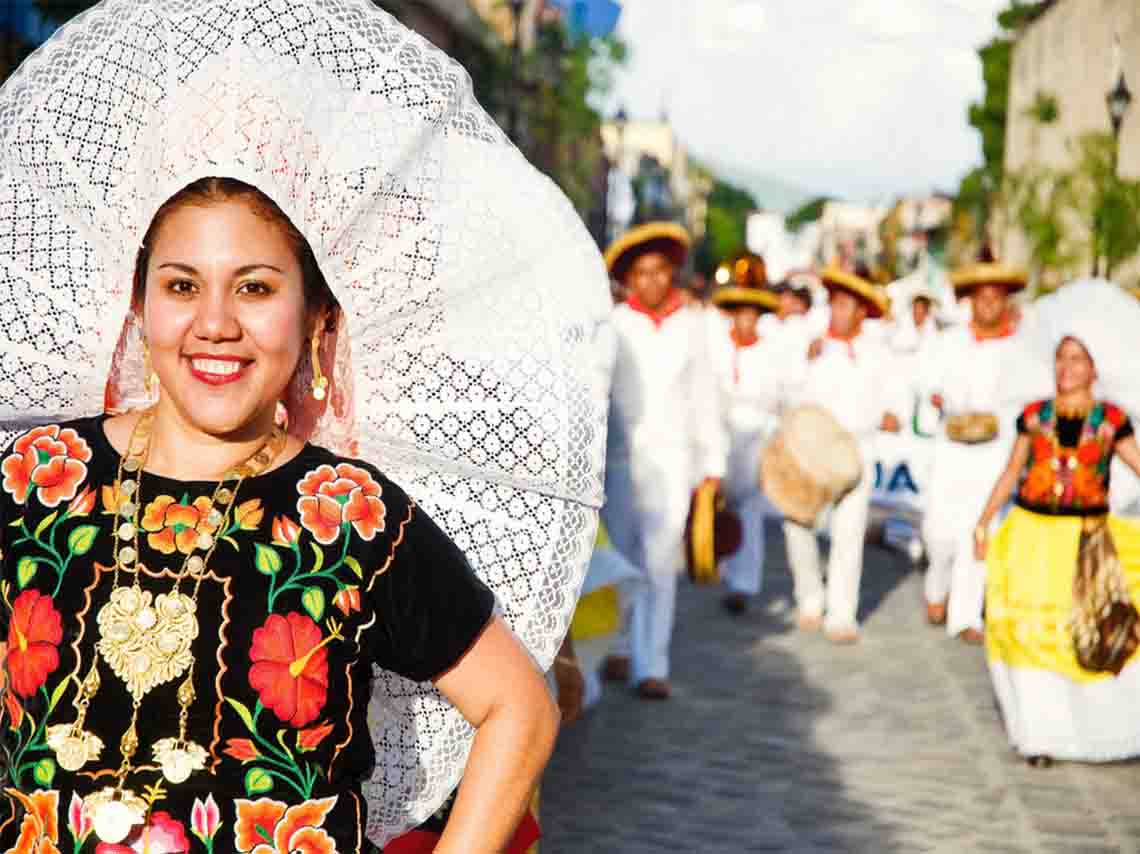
[567,218,1140,773]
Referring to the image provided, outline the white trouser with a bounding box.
[922,437,1009,635]
[723,490,767,596]
[602,449,692,682]
[783,466,872,631]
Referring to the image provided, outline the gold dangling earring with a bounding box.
[143,342,159,397]
[311,331,328,401]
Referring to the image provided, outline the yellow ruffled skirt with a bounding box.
[985,507,1140,759]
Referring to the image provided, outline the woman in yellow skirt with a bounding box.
[975,328,1140,767]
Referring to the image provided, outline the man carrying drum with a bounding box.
[777,264,901,644]
[601,222,727,700]
[919,250,1048,642]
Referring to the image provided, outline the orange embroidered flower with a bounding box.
[101,483,127,516]
[1073,467,1106,504]
[234,798,337,854]
[249,613,330,727]
[4,787,60,854]
[223,738,260,762]
[271,515,302,546]
[1031,435,1052,462]
[66,486,96,518]
[296,463,385,545]
[7,590,63,698]
[296,722,335,752]
[1,425,92,507]
[332,586,361,616]
[141,495,220,555]
[234,499,265,532]
[1021,462,1054,503]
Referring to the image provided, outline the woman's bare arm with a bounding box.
[974,434,1031,559]
[432,617,559,854]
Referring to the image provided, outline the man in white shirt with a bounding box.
[920,256,1047,642]
[782,264,901,644]
[708,281,783,615]
[601,222,727,700]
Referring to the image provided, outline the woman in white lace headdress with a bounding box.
[0,1,609,851]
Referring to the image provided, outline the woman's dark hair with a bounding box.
[131,177,338,327]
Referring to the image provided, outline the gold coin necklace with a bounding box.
[47,408,287,844]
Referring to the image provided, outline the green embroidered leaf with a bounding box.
[244,767,273,796]
[225,698,256,733]
[344,555,363,579]
[7,517,23,527]
[254,543,283,576]
[32,758,55,786]
[67,525,98,557]
[301,587,325,622]
[309,542,324,574]
[34,512,57,539]
[15,557,37,589]
[275,729,294,759]
[48,677,70,713]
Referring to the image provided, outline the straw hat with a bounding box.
[604,222,691,281]
[950,247,1028,295]
[819,265,890,319]
[711,285,780,312]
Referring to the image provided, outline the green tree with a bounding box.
[693,178,758,274]
[786,196,830,232]
[955,1,1050,238]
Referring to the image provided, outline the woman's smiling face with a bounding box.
[142,199,309,438]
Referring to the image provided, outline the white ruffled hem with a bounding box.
[989,659,1140,761]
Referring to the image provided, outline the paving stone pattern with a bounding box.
[541,522,1140,853]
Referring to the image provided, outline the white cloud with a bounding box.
[610,0,1010,200]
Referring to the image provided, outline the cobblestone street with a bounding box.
[542,523,1140,853]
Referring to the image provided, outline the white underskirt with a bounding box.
[989,659,1140,761]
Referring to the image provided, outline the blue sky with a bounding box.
[609,0,1011,204]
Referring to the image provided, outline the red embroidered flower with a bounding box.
[6,590,63,698]
[1106,406,1126,429]
[234,797,337,854]
[296,721,335,752]
[141,495,221,555]
[95,811,190,854]
[1077,441,1103,466]
[1,425,92,507]
[1031,435,1052,462]
[223,738,260,762]
[249,613,330,727]
[296,463,385,545]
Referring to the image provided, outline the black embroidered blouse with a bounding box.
[0,416,494,853]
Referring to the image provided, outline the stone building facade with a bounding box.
[1002,0,1140,284]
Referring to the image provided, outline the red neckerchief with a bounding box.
[730,328,759,384]
[626,288,685,328]
[971,313,1016,342]
[826,325,859,360]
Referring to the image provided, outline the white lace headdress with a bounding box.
[0,0,609,843]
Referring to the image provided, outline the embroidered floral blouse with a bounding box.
[0,417,495,853]
[1016,400,1135,516]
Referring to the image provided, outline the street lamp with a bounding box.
[1107,72,1133,141]
[1098,70,1132,277]
[506,0,526,143]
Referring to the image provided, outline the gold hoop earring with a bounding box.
[311,332,328,401]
